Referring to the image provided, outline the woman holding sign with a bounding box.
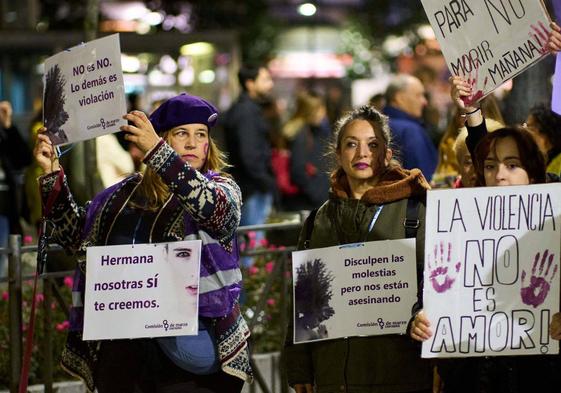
[34,94,250,393]
[284,105,433,393]
[410,76,561,391]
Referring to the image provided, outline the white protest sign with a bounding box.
[292,239,417,344]
[83,240,201,340]
[422,184,561,358]
[43,33,127,146]
[421,0,551,105]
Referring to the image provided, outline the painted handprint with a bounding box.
[529,21,551,55]
[428,242,461,293]
[460,64,488,107]
[521,249,558,308]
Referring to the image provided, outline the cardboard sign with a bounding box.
[552,0,561,116]
[421,0,551,105]
[43,34,127,146]
[422,184,561,358]
[292,239,417,344]
[84,240,201,340]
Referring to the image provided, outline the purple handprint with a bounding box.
[521,250,558,308]
[428,242,461,293]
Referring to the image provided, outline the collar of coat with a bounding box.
[330,166,430,205]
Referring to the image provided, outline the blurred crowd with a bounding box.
[1,60,561,275]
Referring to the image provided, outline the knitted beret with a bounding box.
[149,93,218,134]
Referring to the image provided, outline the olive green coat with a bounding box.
[284,167,432,393]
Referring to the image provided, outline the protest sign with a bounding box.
[83,240,201,340]
[291,239,417,344]
[421,0,551,105]
[553,0,561,116]
[43,33,126,146]
[422,184,561,358]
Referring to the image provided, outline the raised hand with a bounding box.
[120,110,160,154]
[427,241,461,294]
[521,249,558,308]
[33,127,60,174]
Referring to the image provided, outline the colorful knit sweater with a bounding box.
[39,140,252,391]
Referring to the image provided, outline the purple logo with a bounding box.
[377,318,385,329]
[521,250,558,308]
[163,320,169,331]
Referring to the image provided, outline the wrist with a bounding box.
[465,107,481,115]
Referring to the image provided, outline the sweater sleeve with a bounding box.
[465,120,488,158]
[143,140,242,242]
[39,167,88,254]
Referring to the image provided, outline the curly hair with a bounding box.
[328,105,401,176]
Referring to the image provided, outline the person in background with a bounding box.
[523,103,561,176]
[284,105,432,393]
[368,93,386,112]
[224,64,276,228]
[432,95,504,187]
[96,133,135,188]
[0,100,32,275]
[452,118,504,188]
[34,94,251,393]
[279,91,331,212]
[383,74,438,181]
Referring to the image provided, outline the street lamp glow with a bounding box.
[298,3,317,17]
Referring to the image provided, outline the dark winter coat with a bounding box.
[223,93,276,199]
[284,167,433,393]
[283,120,330,211]
[384,106,437,182]
[0,124,32,233]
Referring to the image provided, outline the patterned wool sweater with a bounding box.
[40,139,252,391]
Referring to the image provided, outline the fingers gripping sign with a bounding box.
[520,249,558,308]
[120,110,160,154]
[550,312,561,340]
[33,127,60,174]
[410,310,433,342]
[428,241,461,294]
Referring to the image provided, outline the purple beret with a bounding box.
[149,93,219,134]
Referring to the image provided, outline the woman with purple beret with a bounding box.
[34,93,251,392]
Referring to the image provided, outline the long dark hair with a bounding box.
[473,127,546,186]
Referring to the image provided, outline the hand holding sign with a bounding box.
[520,249,558,308]
[121,110,160,154]
[549,22,561,53]
[410,310,432,342]
[33,127,60,174]
[550,312,561,340]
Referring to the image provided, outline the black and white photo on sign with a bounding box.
[292,239,418,344]
[83,240,201,341]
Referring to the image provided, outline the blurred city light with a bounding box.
[198,70,216,84]
[298,3,317,17]
[180,42,214,57]
[121,55,141,73]
[143,11,164,26]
